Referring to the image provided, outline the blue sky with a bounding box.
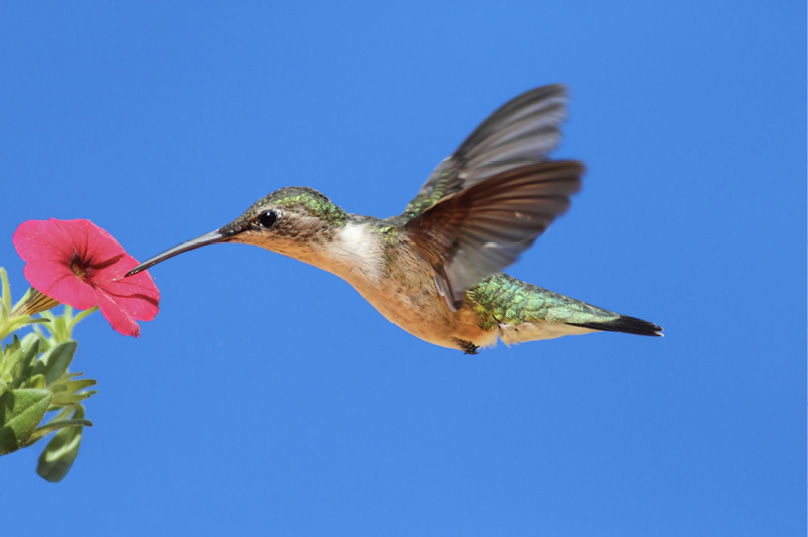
[1,2,804,535]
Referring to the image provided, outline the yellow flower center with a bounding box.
[71,262,87,281]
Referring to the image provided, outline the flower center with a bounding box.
[71,261,88,281]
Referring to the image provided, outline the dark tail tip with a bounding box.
[568,315,663,337]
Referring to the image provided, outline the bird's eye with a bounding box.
[257,210,278,228]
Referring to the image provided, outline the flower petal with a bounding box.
[13,220,76,263]
[22,260,97,310]
[91,251,160,321]
[94,277,159,321]
[52,219,127,270]
[92,250,151,285]
[94,287,141,337]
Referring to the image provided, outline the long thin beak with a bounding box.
[125,229,229,277]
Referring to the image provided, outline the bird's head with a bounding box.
[126,186,347,276]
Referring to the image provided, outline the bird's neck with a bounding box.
[272,216,389,286]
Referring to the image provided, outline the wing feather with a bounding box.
[404,161,584,310]
[396,85,569,222]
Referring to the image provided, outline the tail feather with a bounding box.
[468,274,664,345]
[567,315,663,337]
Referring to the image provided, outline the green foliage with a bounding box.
[36,404,87,482]
[0,389,52,455]
[0,268,96,482]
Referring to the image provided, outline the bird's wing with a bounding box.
[396,85,568,222]
[403,160,583,311]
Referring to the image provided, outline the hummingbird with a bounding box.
[126,85,662,353]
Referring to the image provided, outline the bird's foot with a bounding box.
[452,338,480,355]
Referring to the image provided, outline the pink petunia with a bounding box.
[13,218,159,337]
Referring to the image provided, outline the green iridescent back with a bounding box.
[467,273,617,330]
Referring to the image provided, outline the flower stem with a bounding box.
[71,306,98,328]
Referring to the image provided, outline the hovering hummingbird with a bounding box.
[127,85,662,353]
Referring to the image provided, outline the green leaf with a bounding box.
[46,406,74,424]
[62,378,97,393]
[57,371,88,383]
[16,337,40,389]
[20,331,41,352]
[51,390,96,406]
[51,315,68,343]
[0,267,10,314]
[33,341,77,385]
[36,405,85,482]
[19,318,51,327]
[0,379,6,398]
[0,315,31,342]
[60,373,96,393]
[0,335,22,379]
[0,388,52,455]
[28,417,93,443]
[37,335,52,353]
[21,374,46,390]
[2,333,21,354]
[48,379,96,402]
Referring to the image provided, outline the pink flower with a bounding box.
[13,218,159,337]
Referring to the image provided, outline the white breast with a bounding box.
[319,222,384,284]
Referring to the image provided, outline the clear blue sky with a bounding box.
[1,2,804,535]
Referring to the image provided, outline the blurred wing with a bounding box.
[398,85,568,221]
[404,161,584,311]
